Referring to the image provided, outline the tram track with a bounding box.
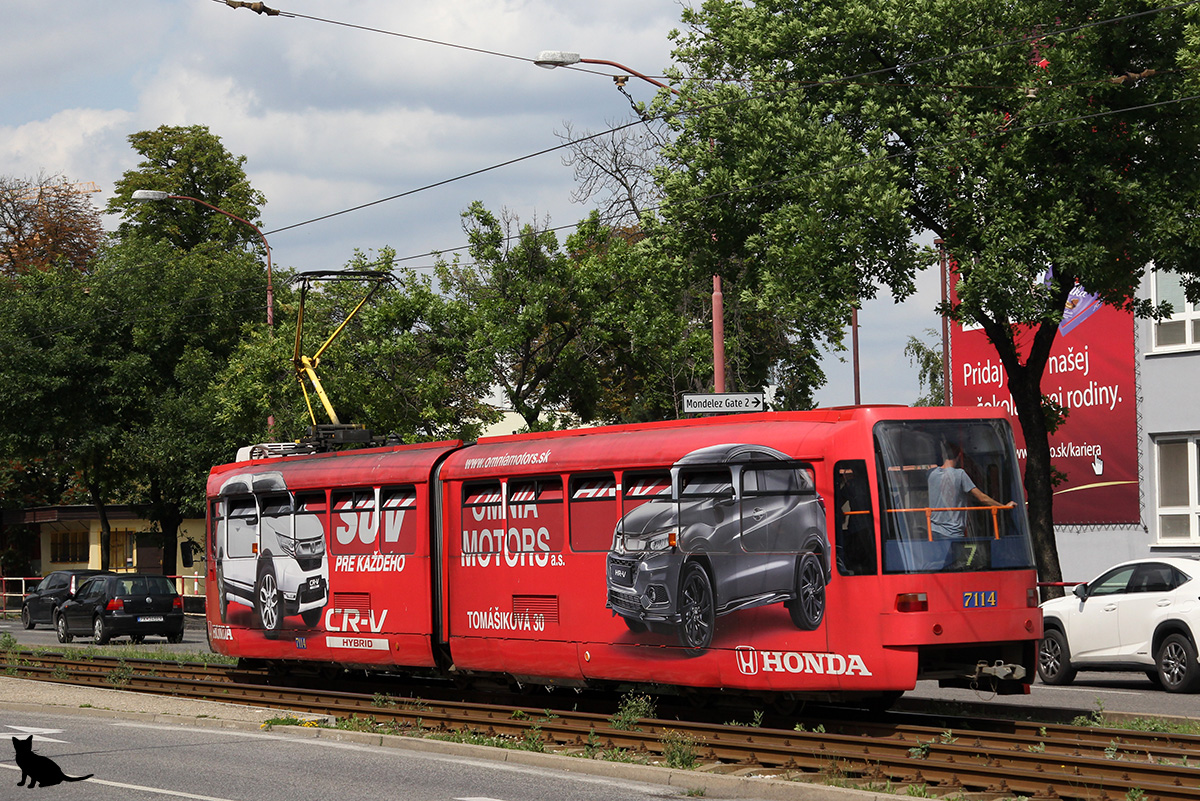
[6,650,1200,800]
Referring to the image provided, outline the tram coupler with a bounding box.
[972,659,1027,682]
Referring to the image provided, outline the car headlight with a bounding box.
[617,529,677,553]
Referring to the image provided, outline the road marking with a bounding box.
[5,725,66,742]
[0,764,240,800]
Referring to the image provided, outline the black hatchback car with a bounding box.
[21,570,114,630]
[54,573,185,645]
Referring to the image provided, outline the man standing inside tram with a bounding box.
[928,440,1014,541]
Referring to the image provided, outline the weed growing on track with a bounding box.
[609,691,656,731]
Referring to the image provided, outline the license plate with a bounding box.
[138,615,164,623]
[308,577,321,589]
[962,591,997,608]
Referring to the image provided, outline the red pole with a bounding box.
[712,275,726,393]
[937,238,951,406]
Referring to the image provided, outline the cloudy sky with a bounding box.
[5,0,940,407]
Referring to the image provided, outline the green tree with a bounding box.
[437,203,613,431]
[655,0,1200,587]
[0,261,142,570]
[905,329,945,407]
[100,124,272,572]
[107,124,266,252]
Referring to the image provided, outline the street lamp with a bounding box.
[536,51,728,394]
[131,189,274,327]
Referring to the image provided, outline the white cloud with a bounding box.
[1,0,926,404]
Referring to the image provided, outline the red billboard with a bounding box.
[949,275,1139,524]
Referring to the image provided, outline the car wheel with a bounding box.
[54,614,72,644]
[167,630,184,644]
[676,563,715,655]
[787,552,826,631]
[300,607,322,628]
[255,568,282,632]
[1037,628,1076,685]
[1157,633,1200,693]
[130,635,145,645]
[20,606,33,630]
[92,616,110,645]
[622,616,647,633]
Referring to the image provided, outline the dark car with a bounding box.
[21,570,114,630]
[54,573,185,645]
[606,443,830,654]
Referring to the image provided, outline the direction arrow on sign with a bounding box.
[682,393,766,414]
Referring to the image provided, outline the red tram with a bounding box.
[205,406,1042,704]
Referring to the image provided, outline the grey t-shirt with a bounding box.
[928,466,976,538]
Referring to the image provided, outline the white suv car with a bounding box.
[1038,557,1200,693]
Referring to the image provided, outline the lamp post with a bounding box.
[536,51,728,394]
[131,190,274,327]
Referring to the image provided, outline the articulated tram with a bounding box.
[205,406,1041,705]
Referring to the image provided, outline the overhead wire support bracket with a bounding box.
[292,269,392,427]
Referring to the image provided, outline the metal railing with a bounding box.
[887,504,1006,540]
[0,574,206,618]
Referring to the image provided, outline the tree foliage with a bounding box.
[0,173,103,275]
[437,203,718,430]
[223,249,502,443]
[655,0,1200,585]
[107,124,266,251]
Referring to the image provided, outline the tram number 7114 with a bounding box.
[962,590,998,608]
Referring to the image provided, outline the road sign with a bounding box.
[682,392,766,414]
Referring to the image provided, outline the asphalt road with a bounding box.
[0,706,760,801]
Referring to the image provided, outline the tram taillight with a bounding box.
[895,592,928,612]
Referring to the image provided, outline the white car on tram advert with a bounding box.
[214,471,329,632]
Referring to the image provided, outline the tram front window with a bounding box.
[874,420,1034,574]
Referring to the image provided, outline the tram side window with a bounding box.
[568,474,619,552]
[615,471,673,550]
[294,491,328,550]
[379,486,418,554]
[739,463,821,554]
[462,481,503,554]
[331,489,377,555]
[834,460,877,575]
[507,477,564,553]
[225,497,258,559]
[260,492,291,545]
[679,467,737,554]
[208,500,220,561]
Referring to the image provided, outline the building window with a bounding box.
[1153,271,1200,351]
[1155,437,1200,541]
[109,530,135,569]
[49,531,88,563]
